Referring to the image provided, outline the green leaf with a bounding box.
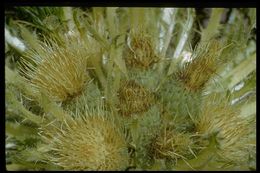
[224,53,256,90]
[173,134,218,170]
[200,8,224,42]
[239,101,256,118]
[6,122,38,140]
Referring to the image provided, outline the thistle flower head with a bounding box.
[196,93,253,163]
[177,40,223,92]
[117,80,156,116]
[19,36,90,102]
[40,113,129,170]
[124,27,159,70]
[150,128,194,162]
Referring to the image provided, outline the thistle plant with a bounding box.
[5,7,256,171]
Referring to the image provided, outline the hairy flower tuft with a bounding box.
[40,114,129,170]
[150,128,195,162]
[196,93,253,164]
[124,27,159,70]
[117,80,156,116]
[177,40,223,92]
[19,37,89,102]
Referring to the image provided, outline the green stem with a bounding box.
[90,55,107,89]
[104,45,118,113]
